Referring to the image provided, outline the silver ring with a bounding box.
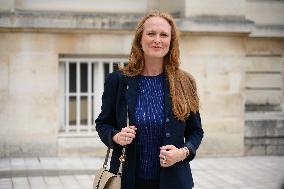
[163,155,166,161]
[125,137,128,141]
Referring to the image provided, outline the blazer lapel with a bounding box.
[163,75,172,119]
[124,75,139,125]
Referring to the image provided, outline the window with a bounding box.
[59,57,128,134]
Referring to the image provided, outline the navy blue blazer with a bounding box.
[95,71,204,189]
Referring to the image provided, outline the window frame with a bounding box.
[59,57,127,135]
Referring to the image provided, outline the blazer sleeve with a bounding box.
[184,111,204,161]
[95,72,120,149]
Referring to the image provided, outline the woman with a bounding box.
[95,11,204,189]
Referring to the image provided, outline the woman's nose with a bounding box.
[153,35,161,43]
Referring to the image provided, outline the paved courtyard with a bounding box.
[0,156,283,189]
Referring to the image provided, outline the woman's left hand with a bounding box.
[159,145,185,167]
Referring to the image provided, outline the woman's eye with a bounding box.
[161,33,169,37]
[147,32,155,36]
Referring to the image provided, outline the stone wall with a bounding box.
[0,42,58,157]
[180,36,246,157]
[244,38,284,155]
[0,31,248,157]
[245,112,284,155]
[15,0,147,14]
[0,31,134,157]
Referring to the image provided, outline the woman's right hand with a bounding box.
[112,126,137,146]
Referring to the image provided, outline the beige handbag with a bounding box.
[93,100,129,189]
[93,108,128,189]
[93,147,126,189]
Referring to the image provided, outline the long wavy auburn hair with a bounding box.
[122,11,199,121]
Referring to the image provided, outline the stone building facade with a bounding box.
[0,0,283,157]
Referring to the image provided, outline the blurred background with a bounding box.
[0,0,284,188]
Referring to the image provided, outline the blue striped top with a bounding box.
[134,73,165,180]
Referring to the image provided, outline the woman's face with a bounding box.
[140,16,172,60]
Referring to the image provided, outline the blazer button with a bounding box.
[165,118,170,123]
[165,132,171,138]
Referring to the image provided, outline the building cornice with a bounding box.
[0,11,142,31]
[250,24,284,37]
[0,11,284,38]
[177,15,255,35]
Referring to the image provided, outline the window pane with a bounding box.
[92,63,95,92]
[91,96,94,125]
[80,96,88,125]
[80,63,88,92]
[104,63,110,81]
[113,63,119,71]
[69,63,77,92]
[69,96,76,125]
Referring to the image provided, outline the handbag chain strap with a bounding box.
[118,146,126,175]
[102,106,128,175]
[117,108,128,175]
[102,148,111,169]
